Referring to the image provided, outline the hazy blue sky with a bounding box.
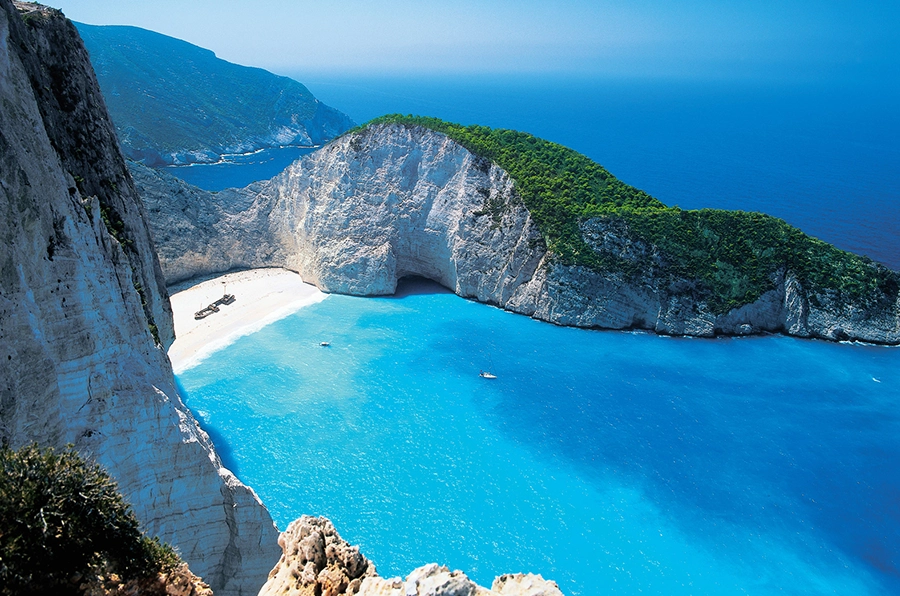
[51,0,897,81]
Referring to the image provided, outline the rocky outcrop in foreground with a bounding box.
[258,517,376,596]
[259,517,564,596]
[358,566,564,596]
[135,124,900,344]
[0,2,279,593]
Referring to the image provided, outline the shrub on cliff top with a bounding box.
[0,444,180,595]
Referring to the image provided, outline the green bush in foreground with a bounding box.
[0,444,180,595]
[357,115,898,314]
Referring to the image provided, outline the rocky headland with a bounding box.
[0,2,280,593]
[76,22,354,166]
[134,123,900,344]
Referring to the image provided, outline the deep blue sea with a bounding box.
[177,279,899,595]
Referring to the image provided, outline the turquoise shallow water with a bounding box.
[177,279,900,595]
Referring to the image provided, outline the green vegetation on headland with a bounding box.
[359,115,899,314]
[0,444,180,594]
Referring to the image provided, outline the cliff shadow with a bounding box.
[389,275,453,299]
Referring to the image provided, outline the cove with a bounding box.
[176,279,900,595]
[161,145,319,191]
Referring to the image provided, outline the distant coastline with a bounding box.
[154,145,321,191]
[161,144,322,168]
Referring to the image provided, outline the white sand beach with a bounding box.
[167,268,327,373]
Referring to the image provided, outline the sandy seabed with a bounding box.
[167,268,326,373]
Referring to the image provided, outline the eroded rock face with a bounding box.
[261,517,564,596]
[129,162,284,283]
[358,564,491,596]
[258,516,377,596]
[0,3,279,593]
[135,123,900,344]
[490,574,564,596]
[263,124,545,303]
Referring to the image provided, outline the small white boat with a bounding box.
[320,341,330,347]
[479,371,497,379]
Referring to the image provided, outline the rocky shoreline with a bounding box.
[3,1,898,593]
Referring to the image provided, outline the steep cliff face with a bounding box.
[0,3,279,593]
[136,123,900,344]
[261,124,545,304]
[129,162,285,283]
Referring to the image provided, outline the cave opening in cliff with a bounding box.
[392,275,452,298]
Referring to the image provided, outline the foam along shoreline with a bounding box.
[167,268,326,373]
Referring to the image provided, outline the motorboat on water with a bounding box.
[479,370,497,379]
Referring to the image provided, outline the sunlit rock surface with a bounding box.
[258,516,376,596]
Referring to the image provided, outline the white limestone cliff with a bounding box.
[135,123,900,344]
[0,3,280,593]
[129,162,285,283]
